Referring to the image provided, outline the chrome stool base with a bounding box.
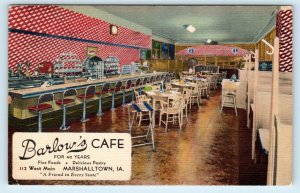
[97,112,104,117]
[80,118,90,123]
[60,125,70,130]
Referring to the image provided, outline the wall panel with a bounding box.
[8,5,151,74]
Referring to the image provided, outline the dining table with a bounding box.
[171,81,198,89]
[144,90,182,127]
[185,77,207,82]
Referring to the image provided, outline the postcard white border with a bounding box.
[1,0,300,193]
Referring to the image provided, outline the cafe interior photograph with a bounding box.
[8,5,293,185]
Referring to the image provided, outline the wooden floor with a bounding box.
[8,89,267,185]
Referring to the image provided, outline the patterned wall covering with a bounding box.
[276,8,293,72]
[8,5,152,74]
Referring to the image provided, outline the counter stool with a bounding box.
[56,89,77,130]
[122,80,132,106]
[140,77,148,94]
[171,72,176,80]
[77,85,95,122]
[155,75,161,83]
[28,93,54,132]
[166,74,171,83]
[110,81,123,111]
[142,77,148,85]
[136,78,144,95]
[95,83,110,116]
[161,74,166,82]
[149,76,155,84]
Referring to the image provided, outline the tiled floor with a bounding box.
[8,90,267,185]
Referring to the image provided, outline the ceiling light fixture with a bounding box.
[184,25,196,33]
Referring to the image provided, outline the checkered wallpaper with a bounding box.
[8,5,152,74]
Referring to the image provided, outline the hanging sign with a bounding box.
[232,47,239,54]
[187,48,195,54]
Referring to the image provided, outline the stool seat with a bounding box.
[28,103,52,112]
[55,99,75,105]
[95,90,109,95]
[121,86,130,89]
[77,94,94,99]
[226,92,236,96]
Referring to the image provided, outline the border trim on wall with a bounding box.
[9,28,147,50]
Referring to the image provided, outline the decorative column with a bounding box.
[276,7,293,72]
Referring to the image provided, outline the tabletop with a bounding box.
[185,77,207,81]
[145,90,182,98]
[171,81,198,88]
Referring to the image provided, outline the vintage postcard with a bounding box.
[8,5,293,185]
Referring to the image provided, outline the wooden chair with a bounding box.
[220,81,238,116]
[182,88,191,121]
[159,95,183,132]
[128,102,155,150]
[189,84,200,108]
[200,80,210,98]
[165,83,172,91]
[134,90,151,127]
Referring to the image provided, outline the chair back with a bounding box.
[35,93,54,112]
[155,75,160,82]
[161,74,166,82]
[134,90,140,99]
[165,74,171,83]
[125,79,132,89]
[170,72,176,79]
[149,76,155,83]
[62,88,77,101]
[142,77,148,85]
[222,81,238,92]
[191,84,199,93]
[222,71,227,79]
[136,94,150,104]
[165,95,183,112]
[201,80,209,87]
[114,81,123,91]
[165,83,172,91]
[183,88,191,97]
[85,85,96,96]
[38,93,54,105]
[135,78,141,87]
[101,83,110,92]
[182,88,191,105]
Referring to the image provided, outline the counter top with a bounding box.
[9,72,168,99]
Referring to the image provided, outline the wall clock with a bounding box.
[110,25,118,35]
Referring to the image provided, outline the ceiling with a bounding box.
[94,5,277,44]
